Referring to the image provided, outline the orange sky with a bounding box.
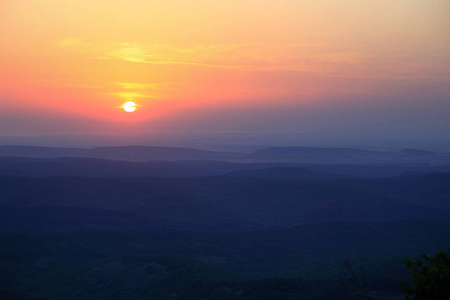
[1,0,449,139]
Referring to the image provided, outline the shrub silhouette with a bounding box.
[404,250,450,300]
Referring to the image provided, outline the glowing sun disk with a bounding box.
[123,101,136,112]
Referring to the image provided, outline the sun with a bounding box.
[122,101,136,112]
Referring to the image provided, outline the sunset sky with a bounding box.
[1,0,449,149]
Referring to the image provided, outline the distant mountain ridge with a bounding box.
[252,146,377,156]
[250,146,447,164]
[0,145,239,161]
[3,156,450,179]
[1,145,449,164]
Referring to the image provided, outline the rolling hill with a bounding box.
[1,145,450,164]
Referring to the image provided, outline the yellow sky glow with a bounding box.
[1,0,449,129]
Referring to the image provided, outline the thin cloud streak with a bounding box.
[60,38,449,80]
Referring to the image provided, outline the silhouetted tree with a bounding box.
[404,250,450,300]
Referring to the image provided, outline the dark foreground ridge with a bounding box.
[1,221,449,299]
[1,145,449,299]
[1,172,450,231]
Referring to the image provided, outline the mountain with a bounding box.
[228,166,347,180]
[2,156,450,179]
[86,146,240,161]
[252,147,376,157]
[230,164,450,179]
[0,157,285,178]
[0,145,241,161]
[1,145,450,164]
[248,146,450,164]
[1,220,449,282]
[0,246,345,300]
[400,148,437,156]
[1,144,449,299]
[1,173,449,232]
[0,145,86,158]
